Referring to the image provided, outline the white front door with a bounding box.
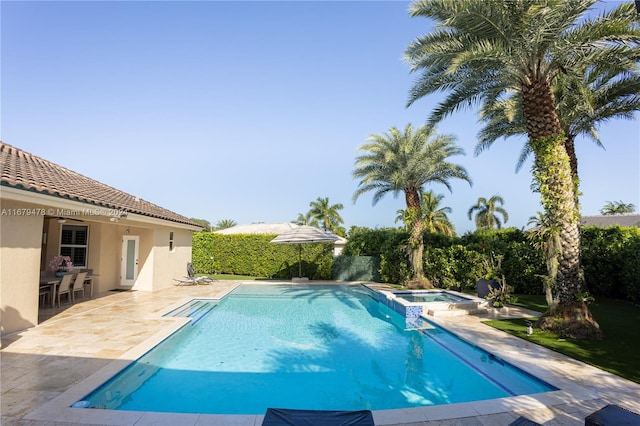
[121,236,139,287]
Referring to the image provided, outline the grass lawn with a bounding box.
[207,274,259,280]
[204,274,303,281]
[484,294,640,384]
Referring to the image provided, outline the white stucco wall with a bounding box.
[0,199,45,336]
[0,187,199,336]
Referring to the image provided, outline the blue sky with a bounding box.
[2,1,638,235]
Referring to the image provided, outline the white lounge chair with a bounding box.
[173,263,215,286]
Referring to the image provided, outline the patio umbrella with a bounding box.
[270,225,339,279]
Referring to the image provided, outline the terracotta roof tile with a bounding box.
[1,142,201,228]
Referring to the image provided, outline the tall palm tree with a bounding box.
[467,195,509,230]
[353,124,471,281]
[422,192,456,236]
[308,197,345,234]
[476,62,640,208]
[404,0,638,337]
[395,191,456,236]
[601,201,636,215]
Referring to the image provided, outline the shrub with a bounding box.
[192,225,640,301]
[581,226,640,301]
[424,245,482,290]
[619,236,640,303]
[192,233,333,279]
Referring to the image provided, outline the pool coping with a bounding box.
[13,281,640,425]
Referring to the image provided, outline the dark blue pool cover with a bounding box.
[262,408,375,426]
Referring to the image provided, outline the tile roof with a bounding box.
[581,214,640,228]
[1,142,201,228]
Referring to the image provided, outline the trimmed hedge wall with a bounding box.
[581,226,640,302]
[192,233,333,279]
[191,225,640,302]
[341,226,640,301]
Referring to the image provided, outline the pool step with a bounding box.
[190,304,217,326]
[164,299,218,324]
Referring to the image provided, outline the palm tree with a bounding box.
[467,195,509,230]
[308,197,345,234]
[294,211,319,227]
[404,0,638,337]
[527,211,549,229]
[397,191,456,236]
[601,201,637,215]
[190,218,212,232]
[214,219,237,230]
[476,62,640,209]
[353,123,471,281]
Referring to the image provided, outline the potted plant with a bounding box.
[49,255,73,277]
[476,253,515,308]
[476,252,502,299]
[485,279,514,308]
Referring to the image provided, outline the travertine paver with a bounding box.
[2,281,639,425]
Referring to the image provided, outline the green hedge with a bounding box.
[343,227,409,283]
[192,226,640,302]
[581,226,640,302]
[424,245,485,291]
[341,226,640,301]
[342,227,544,294]
[192,233,333,279]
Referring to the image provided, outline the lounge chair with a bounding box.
[262,408,374,426]
[173,262,215,286]
[585,404,640,425]
[508,416,542,426]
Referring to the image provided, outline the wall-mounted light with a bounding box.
[57,218,66,224]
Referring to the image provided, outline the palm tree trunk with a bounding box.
[405,189,425,281]
[522,77,601,339]
[563,135,580,209]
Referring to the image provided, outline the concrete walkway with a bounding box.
[2,282,639,425]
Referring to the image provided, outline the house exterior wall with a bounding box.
[128,227,154,291]
[0,188,199,336]
[154,228,193,290]
[132,227,192,291]
[0,199,45,335]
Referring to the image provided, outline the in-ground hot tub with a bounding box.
[393,290,471,303]
[377,289,487,319]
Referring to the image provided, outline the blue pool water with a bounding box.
[82,284,555,414]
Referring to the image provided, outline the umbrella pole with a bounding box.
[298,244,302,278]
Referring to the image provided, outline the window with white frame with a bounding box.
[60,225,89,268]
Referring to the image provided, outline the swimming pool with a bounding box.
[80,284,554,414]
